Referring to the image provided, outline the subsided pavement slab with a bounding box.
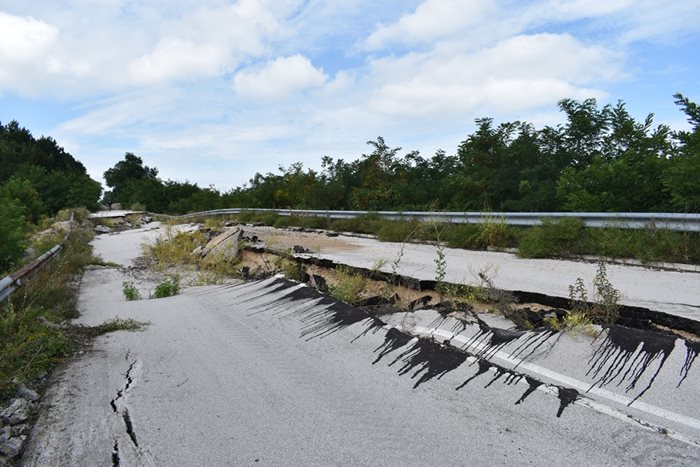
[246,226,700,322]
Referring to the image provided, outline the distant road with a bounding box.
[22,225,700,465]
[247,225,700,323]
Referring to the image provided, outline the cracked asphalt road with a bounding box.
[249,225,700,321]
[21,226,700,465]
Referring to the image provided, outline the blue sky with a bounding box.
[1,0,699,191]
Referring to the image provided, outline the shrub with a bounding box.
[122,281,140,300]
[330,214,384,235]
[257,212,280,226]
[0,198,26,273]
[151,275,181,298]
[442,224,482,249]
[0,305,72,400]
[518,218,585,258]
[147,227,206,266]
[0,222,96,402]
[376,220,420,242]
[237,210,254,223]
[274,216,293,228]
[298,216,330,230]
[568,261,621,325]
[203,217,224,231]
[329,267,367,305]
[476,216,518,249]
[276,258,306,281]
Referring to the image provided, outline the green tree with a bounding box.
[0,198,26,273]
[0,177,45,223]
[557,101,673,211]
[104,153,159,205]
[0,120,101,215]
[664,93,700,211]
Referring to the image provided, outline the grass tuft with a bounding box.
[92,318,149,335]
[122,281,141,301]
[151,275,181,298]
[329,266,367,305]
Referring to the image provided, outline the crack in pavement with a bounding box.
[109,354,146,464]
[112,440,120,467]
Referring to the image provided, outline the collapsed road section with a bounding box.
[19,221,700,465]
[23,272,700,465]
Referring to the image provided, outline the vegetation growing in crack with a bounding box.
[122,281,141,301]
[87,318,149,335]
[328,266,368,305]
[147,227,206,269]
[151,275,181,299]
[276,256,306,282]
[568,261,621,325]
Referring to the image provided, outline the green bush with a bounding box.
[376,220,420,242]
[568,262,621,325]
[274,216,293,228]
[148,228,206,266]
[476,216,519,249]
[1,222,97,402]
[581,225,700,264]
[330,214,384,235]
[0,198,26,273]
[122,281,141,300]
[298,216,331,230]
[151,275,181,298]
[518,218,585,258]
[0,306,72,400]
[237,210,254,223]
[276,258,306,281]
[442,224,482,249]
[329,267,367,305]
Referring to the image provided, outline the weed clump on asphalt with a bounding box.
[568,261,621,325]
[151,275,181,298]
[92,318,149,335]
[147,227,206,267]
[544,311,597,337]
[276,257,306,282]
[329,266,367,305]
[122,281,141,301]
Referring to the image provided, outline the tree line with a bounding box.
[2,94,698,271]
[105,93,699,214]
[1,121,102,271]
[222,94,699,213]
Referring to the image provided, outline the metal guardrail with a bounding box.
[174,208,700,232]
[0,214,74,304]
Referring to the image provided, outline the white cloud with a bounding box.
[129,38,226,84]
[2,0,698,190]
[0,12,58,62]
[365,0,497,49]
[367,33,621,117]
[233,54,327,99]
[0,12,59,90]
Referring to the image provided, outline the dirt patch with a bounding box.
[243,226,362,253]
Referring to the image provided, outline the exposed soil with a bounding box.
[245,226,362,252]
